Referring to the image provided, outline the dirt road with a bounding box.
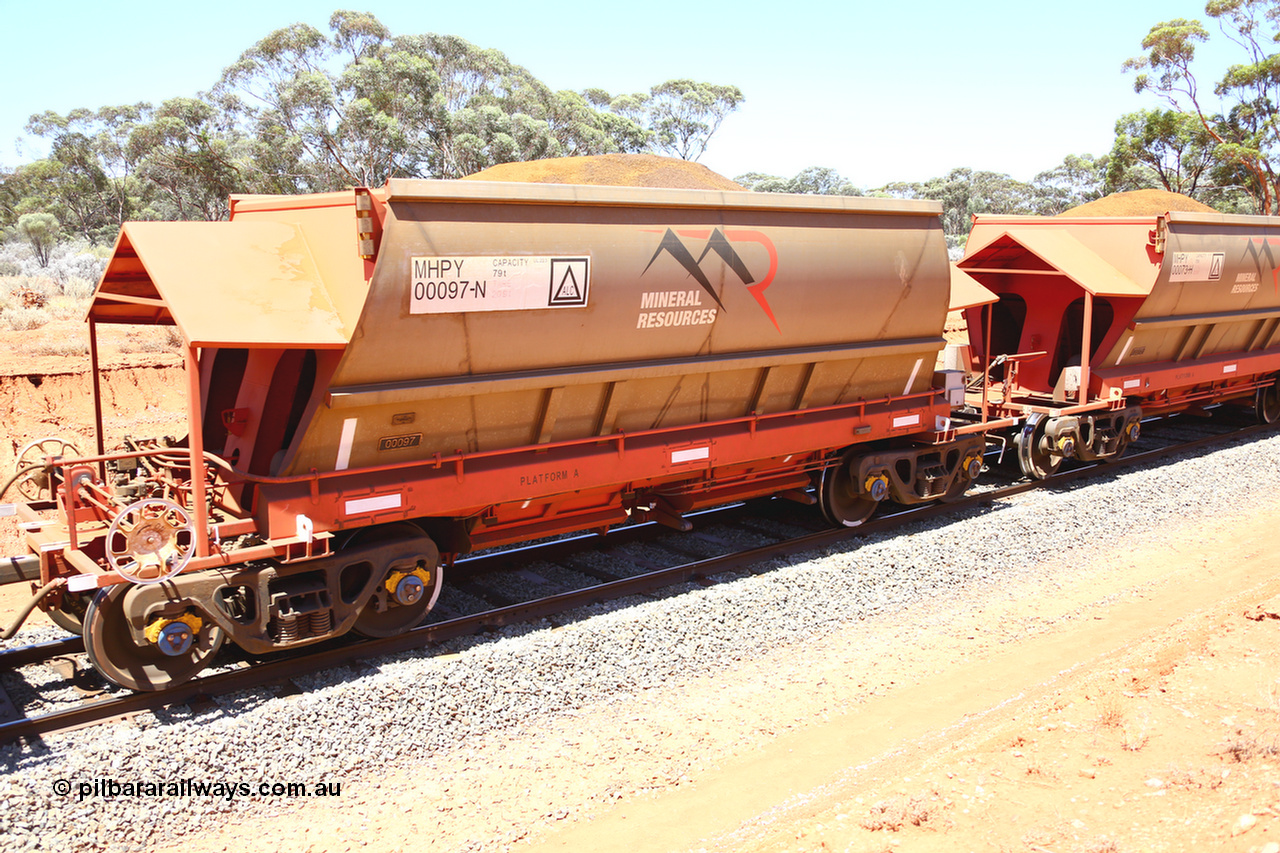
[521,501,1280,853]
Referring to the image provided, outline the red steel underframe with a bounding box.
[977,349,1280,420]
[1091,348,1280,413]
[50,380,967,592]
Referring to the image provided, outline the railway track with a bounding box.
[0,412,1273,745]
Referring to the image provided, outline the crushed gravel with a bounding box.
[1,430,1279,851]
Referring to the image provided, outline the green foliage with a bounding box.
[1124,0,1280,212]
[1107,109,1217,197]
[216,19,664,185]
[1031,153,1109,214]
[1123,18,1210,96]
[644,80,743,162]
[837,156,1103,246]
[736,166,862,195]
[3,10,741,244]
[0,166,24,230]
[218,16,432,189]
[879,168,1037,247]
[16,213,61,267]
[129,98,246,221]
[739,160,1106,249]
[22,104,153,241]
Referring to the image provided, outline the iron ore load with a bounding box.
[0,179,994,690]
[954,208,1280,478]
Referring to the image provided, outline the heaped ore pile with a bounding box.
[1060,189,1216,216]
[462,153,744,190]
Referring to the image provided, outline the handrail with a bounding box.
[40,386,950,490]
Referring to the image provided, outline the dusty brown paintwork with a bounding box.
[91,192,367,344]
[1128,213,1280,367]
[89,181,964,479]
[40,180,994,692]
[281,181,953,474]
[950,266,999,312]
[959,211,1280,394]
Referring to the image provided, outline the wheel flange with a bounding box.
[84,586,223,691]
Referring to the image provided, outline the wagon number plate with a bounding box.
[410,256,590,313]
[378,433,422,452]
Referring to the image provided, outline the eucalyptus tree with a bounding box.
[22,104,152,241]
[736,166,861,195]
[421,36,649,177]
[1031,153,1108,214]
[217,12,653,185]
[6,9,741,238]
[1106,109,1217,197]
[128,97,247,221]
[879,169,1036,247]
[1124,0,1280,213]
[644,80,743,162]
[16,212,61,266]
[217,11,438,190]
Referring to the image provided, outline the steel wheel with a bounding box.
[818,454,878,528]
[941,451,983,503]
[12,436,80,501]
[940,475,972,504]
[46,590,94,635]
[1258,377,1280,425]
[346,524,442,639]
[83,585,224,691]
[1014,414,1063,480]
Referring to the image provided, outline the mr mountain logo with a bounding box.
[638,228,780,332]
[1242,236,1280,294]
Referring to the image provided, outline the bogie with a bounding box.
[78,524,442,690]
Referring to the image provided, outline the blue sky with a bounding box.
[0,0,1242,187]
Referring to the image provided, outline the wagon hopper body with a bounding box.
[5,181,992,690]
[957,211,1280,477]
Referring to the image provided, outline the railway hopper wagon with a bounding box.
[1,180,994,690]
[956,211,1280,478]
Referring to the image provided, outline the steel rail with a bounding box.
[0,498,776,672]
[1,417,1274,745]
[0,637,84,670]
